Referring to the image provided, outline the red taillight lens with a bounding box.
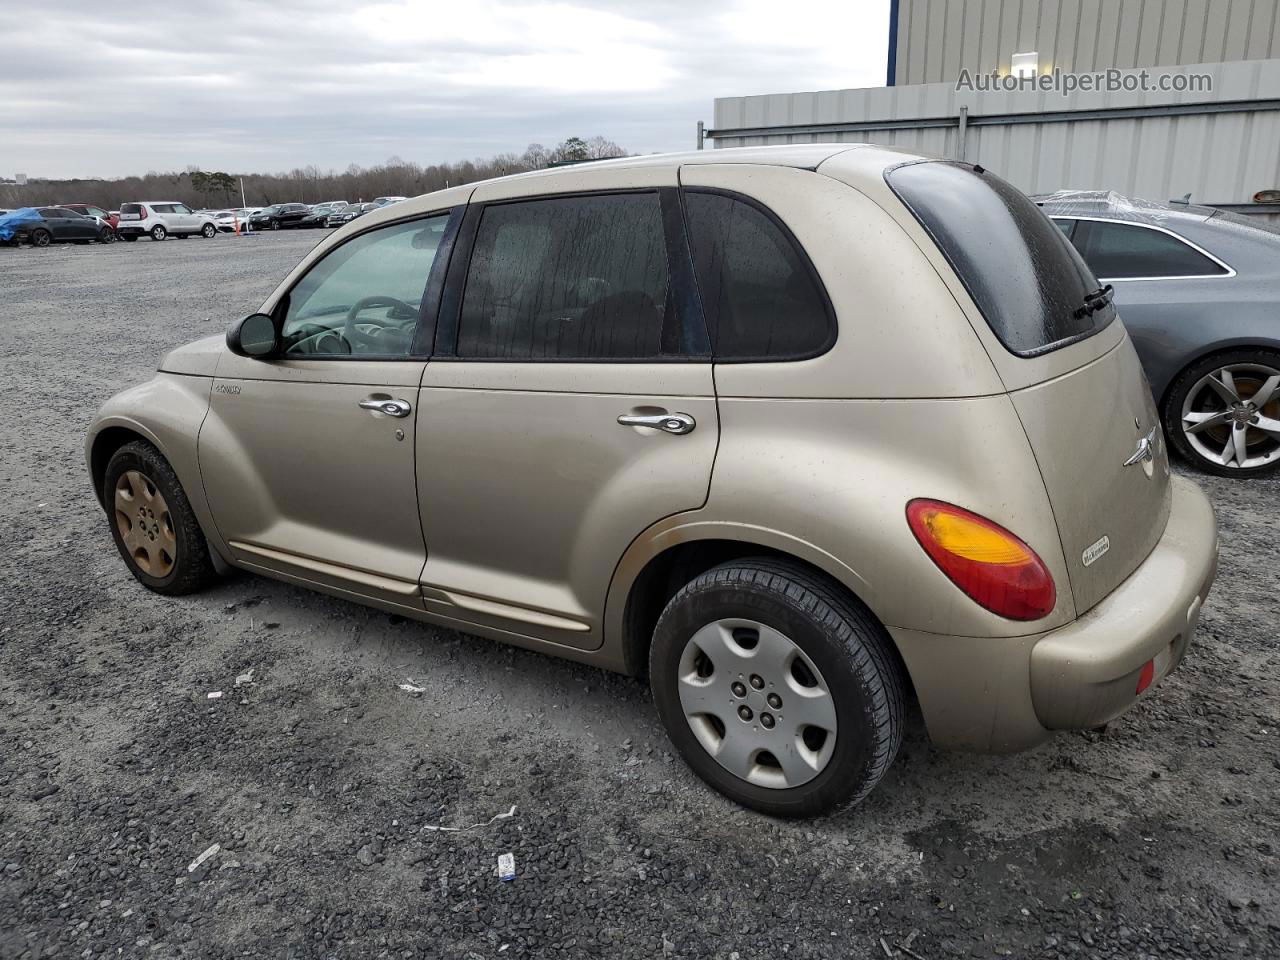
[906,499,1057,621]
[1135,659,1155,694]
[138,207,148,220]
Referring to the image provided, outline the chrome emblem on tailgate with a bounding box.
[1082,535,1111,567]
[1123,426,1159,468]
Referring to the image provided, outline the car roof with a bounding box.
[375,144,925,225]
[1032,190,1219,224]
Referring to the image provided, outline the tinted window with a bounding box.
[1075,220,1227,279]
[38,208,60,218]
[684,192,832,360]
[281,214,450,357]
[457,193,673,360]
[120,203,143,215]
[887,161,1112,357]
[1052,217,1076,238]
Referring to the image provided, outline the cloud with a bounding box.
[5,0,889,178]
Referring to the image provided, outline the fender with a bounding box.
[85,373,229,562]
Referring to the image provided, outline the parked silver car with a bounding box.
[1039,192,1280,477]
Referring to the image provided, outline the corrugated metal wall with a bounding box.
[894,0,1280,85]
[711,59,1280,212]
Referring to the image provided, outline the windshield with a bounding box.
[886,161,1115,357]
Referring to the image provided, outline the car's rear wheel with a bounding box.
[201,223,216,238]
[150,225,167,241]
[650,558,904,817]
[1163,349,1280,478]
[98,227,115,243]
[30,229,51,248]
[103,441,218,595]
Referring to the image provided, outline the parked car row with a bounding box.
[0,196,409,248]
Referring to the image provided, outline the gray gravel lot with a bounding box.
[1,232,1278,960]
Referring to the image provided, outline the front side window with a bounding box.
[684,191,833,360]
[456,193,674,360]
[281,214,450,357]
[1074,220,1228,280]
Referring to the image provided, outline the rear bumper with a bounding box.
[890,474,1218,752]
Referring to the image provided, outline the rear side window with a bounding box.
[1074,220,1228,279]
[887,162,1112,357]
[457,193,674,360]
[684,191,833,360]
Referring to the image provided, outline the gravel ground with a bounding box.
[1,233,1278,960]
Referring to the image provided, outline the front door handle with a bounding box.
[617,412,696,435]
[358,397,412,418]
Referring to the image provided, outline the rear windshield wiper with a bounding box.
[1074,283,1114,319]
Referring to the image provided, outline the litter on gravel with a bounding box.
[398,679,428,694]
[235,670,254,686]
[497,852,516,882]
[423,805,518,833]
[187,844,221,873]
[206,691,223,700]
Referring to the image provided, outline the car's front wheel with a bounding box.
[150,224,167,241]
[1163,349,1280,478]
[103,441,218,595]
[201,223,216,238]
[270,219,281,230]
[650,558,905,817]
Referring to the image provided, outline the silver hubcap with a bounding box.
[677,618,836,789]
[1181,362,1280,469]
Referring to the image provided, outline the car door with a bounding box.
[416,171,718,650]
[199,208,461,610]
[170,203,198,234]
[64,208,99,239]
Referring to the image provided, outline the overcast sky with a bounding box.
[6,0,889,179]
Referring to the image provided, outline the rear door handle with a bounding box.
[617,412,696,435]
[358,397,412,418]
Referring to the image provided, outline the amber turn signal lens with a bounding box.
[906,499,1056,621]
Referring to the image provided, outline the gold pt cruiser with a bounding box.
[87,145,1219,816]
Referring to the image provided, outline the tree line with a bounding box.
[1,136,627,211]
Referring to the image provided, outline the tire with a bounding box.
[150,224,167,241]
[103,441,218,595]
[31,229,52,248]
[650,558,905,817]
[98,227,116,244]
[201,223,216,238]
[1162,348,1280,478]
[270,219,280,230]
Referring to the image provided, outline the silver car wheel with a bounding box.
[677,618,837,789]
[1181,362,1280,469]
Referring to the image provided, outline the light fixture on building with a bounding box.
[1011,52,1039,78]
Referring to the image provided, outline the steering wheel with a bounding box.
[342,295,417,351]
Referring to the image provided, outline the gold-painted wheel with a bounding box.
[113,469,177,577]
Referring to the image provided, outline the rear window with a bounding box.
[886,161,1113,357]
[120,203,143,215]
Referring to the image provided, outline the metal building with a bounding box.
[707,0,1280,218]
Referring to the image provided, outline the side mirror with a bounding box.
[227,313,280,359]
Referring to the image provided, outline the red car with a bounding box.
[62,204,119,230]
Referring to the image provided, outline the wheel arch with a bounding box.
[88,421,166,509]
[607,520,904,684]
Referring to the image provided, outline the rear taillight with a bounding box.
[138,207,148,220]
[906,499,1056,621]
